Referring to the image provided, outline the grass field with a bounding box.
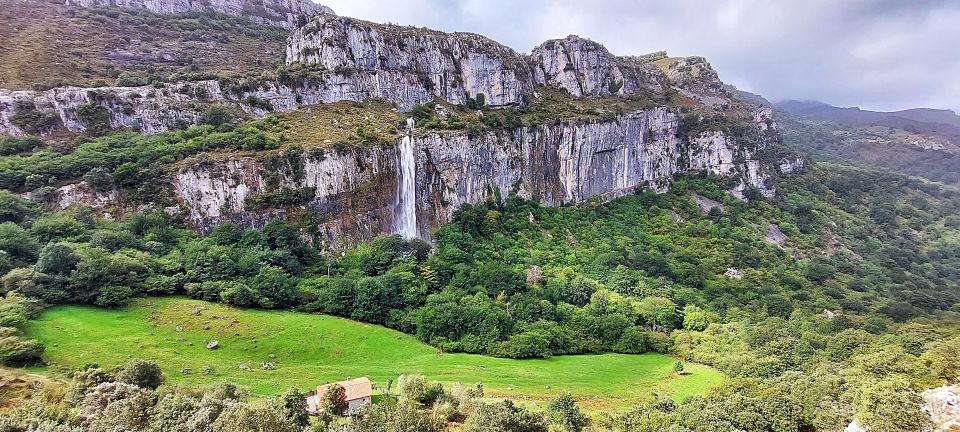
[24,297,722,410]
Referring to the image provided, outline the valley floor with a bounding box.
[23,297,721,411]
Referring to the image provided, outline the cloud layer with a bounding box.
[319,0,960,112]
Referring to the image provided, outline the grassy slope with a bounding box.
[0,0,286,90]
[24,297,721,410]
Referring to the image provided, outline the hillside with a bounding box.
[776,100,960,184]
[2,1,960,432]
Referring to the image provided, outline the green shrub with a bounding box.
[10,102,58,135]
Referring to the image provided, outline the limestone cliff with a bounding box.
[63,0,334,28]
[530,36,669,97]
[168,106,788,247]
[286,15,534,107]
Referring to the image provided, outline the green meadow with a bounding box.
[25,297,722,410]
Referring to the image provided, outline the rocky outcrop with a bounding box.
[286,15,534,108]
[529,35,668,97]
[660,56,730,106]
[63,0,334,28]
[171,107,776,246]
[0,74,432,136]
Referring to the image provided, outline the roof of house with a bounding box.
[316,377,373,402]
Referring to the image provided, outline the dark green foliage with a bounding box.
[547,393,587,432]
[35,243,79,276]
[248,266,297,309]
[76,102,112,136]
[115,358,165,390]
[244,187,315,210]
[0,191,37,223]
[0,117,281,191]
[10,102,58,135]
[464,400,547,432]
[202,103,233,126]
[0,137,41,156]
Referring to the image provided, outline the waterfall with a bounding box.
[395,118,417,239]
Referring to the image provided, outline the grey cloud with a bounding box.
[319,0,960,112]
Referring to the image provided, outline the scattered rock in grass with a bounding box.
[268,354,276,359]
[262,362,275,370]
[239,363,250,371]
[206,340,219,350]
[176,338,186,342]
[187,342,193,346]
[201,366,214,375]
[175,326,182,332]
[180,368,192,375]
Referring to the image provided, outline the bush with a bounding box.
[220,281,259,307]
[613,327,649,354]
[546,393,587,432]
[202,104,233,126]
[10,102,59,135]
[0,137,41,156]
[95,285,133,308]
[0,330,44,366]
[0,222,40,264]
[115,359,164,390]
[464,400,547,432]
[76,102,112,136]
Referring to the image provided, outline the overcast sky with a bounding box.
[318,0,960,113]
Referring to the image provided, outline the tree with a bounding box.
[212,400,303,432]
[636,296,678,329]
[248,266,296,309]
[464,400,547,432]
[35,243,79,276]
[0,222,40,265]
[321,384,348,416]
[277,387,310,427]
[220,281,259,307]
[116,359,164,390]
[547,393,587,432]
[96,285,133,308]
[681,305,710,331]
[0,329,43,366]
[347,400,436,432]
[856,377,933,432]
[674,361,685,375]
[0,191,36,224]
[613,326,649,354]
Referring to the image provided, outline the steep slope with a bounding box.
[64,0,334,28]
[0,0,290,91]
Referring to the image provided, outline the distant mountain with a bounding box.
[776,100,960,146]
[775,100,960,184]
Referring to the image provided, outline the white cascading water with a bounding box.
[396,118,418,239]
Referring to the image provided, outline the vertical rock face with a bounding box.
[63,0,334,28]
[286,15,534,107]
[530,35,668,97]
[171,107,775,246]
